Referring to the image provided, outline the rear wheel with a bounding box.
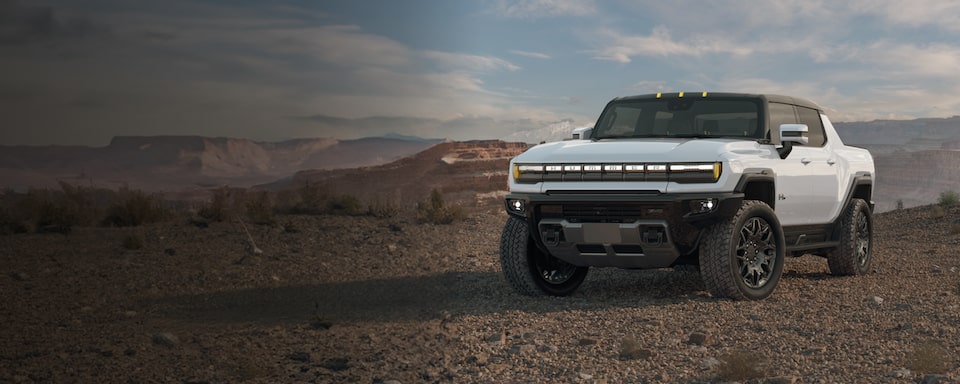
[826,199,873,275]
[699,200,785,300]
[499,217,588,296]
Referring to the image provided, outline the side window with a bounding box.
[797,106,826,146]
[767,102,797,143]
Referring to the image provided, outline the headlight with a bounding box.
[513,164,545,183]
[669,162,722,183]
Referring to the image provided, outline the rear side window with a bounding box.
[797,106,826,146]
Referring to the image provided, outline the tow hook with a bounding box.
[644,228,664,246]
[541,228,561,246]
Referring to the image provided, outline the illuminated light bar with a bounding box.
[669,164,715,172]
[656,92,662,98]
[678,91,685,97]
[583,164,602,172]
[702,91,708,97]
[647,164,668,172]
[517,164,544,173]
[513,162,722,184]
[603,164,623,172]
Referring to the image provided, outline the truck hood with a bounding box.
[515,138,760,163]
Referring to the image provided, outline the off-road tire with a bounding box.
[699,200,785,300]
[826,199,873,275]
[499,216,588,296]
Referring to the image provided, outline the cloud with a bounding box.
[0,1,584,145]
[843,41,960,79]
[490,0,596,18]
[855,0,960,31]
[0,0,106,43]
[509,49,551,59]
[588,26,753,63]
[422,50,521,72]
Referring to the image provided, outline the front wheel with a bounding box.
[499,217,588,296]
[826,199,873,275]
[699,200,786,300]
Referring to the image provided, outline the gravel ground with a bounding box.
[1,204,959,383]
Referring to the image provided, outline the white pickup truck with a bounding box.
[500,92,875,300]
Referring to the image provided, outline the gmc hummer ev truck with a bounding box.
[500,92,875,300]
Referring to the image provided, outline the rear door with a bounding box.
[795,107,841,224]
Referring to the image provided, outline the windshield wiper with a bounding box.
[591,134,638,140]
[670,134,723,139]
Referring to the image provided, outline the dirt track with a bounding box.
[2,205,960,383]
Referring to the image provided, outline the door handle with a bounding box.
[827,159,836,165]
[801,158,811,165]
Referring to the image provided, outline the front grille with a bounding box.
[555,203,671,222]
[563,205,646,218]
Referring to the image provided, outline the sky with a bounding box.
[3,0,960,146]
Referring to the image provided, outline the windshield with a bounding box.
[592,98,763,140]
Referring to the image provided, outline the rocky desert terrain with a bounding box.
[2,200,960,383]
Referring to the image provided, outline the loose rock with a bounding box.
[151,333,179,348]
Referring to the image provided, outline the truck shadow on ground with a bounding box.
[143,268,710,326]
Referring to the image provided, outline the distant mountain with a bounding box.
[833,116,960,153]
[379,133,445,142]
[0,135,442,192]
[259,140,528,204]
[831,117,960,210]
[502,119,592,144]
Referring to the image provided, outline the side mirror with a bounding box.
[780,124,809,145]
[572,127,593,140]
[777,124,808,159]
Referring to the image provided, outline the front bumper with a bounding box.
[504,191,743,268]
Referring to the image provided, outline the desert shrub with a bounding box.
[932,205,946,218]
[716,349,767,382]
[0,208,28,234]
[102,188,166,227]
[939,191,959,207]
[951,224,960,235]
[326,194,365,216]
[905,341,950,374]
[289,181,328,214]
[198,187,232,222]
[244,191,276,225]
[58,182,99,226]
[28,188,79,234]
[417,188,465,224]
[367,197,400,218]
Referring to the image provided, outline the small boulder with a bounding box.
[151,332,179,348]
[866,296,884,306]
[288,351,310,363]
[688,332,712,346]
